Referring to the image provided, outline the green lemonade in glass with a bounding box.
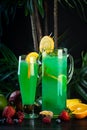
[18,56,38,105]
[42,49,67,116]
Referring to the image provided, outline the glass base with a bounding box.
[23,105,39,119]
[24,113,39,119]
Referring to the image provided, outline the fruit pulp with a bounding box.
[42,54,67,115]
[18,60,38,105]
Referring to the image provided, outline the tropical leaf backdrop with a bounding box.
[0,0,87,51]
[0,43,18,97]
[58,0,87,22]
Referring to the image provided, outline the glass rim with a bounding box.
[42,48,68,55]
[42,47,67,51]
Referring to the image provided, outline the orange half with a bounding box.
[70,103,87,119]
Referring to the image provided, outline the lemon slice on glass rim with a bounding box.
[25,52,39,63]
[25,52,39,77]
[39,36,54,53]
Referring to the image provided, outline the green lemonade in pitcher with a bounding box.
[18,59,38,105]
[42,50,67,116]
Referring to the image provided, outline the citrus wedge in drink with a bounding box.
[58,74,67,82]
[69,103,87,119]
[39,36,54,53]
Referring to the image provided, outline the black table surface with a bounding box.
[0,118,87,130]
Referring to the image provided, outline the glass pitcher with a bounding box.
[42,48,74,116]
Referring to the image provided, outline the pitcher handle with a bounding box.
[67,54,74,84]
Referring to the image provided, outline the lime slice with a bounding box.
[58,74,67,82]
[57,74,67,96]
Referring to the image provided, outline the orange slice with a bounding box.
[67,99,81,109]
[70,103,87,119]
[25,52,39,63]
[39,36,54,53]
[25,52,39,77]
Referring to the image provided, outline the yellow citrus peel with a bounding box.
[39,110,53,118]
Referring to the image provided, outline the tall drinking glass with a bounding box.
[18,55,38,118]
[42,48,74,117]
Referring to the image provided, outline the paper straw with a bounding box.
[18,56,21,75]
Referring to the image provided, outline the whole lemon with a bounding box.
[0,94,8,111]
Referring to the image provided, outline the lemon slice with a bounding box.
[25,52,39,63]
[39,36,54,53]
[39,110,53,118]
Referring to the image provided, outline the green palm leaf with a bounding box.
[0,43,19,97]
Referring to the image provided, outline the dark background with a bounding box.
[0,1,87,102]
[1,2,87,63]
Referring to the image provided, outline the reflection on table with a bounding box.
[0,118,87,130]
